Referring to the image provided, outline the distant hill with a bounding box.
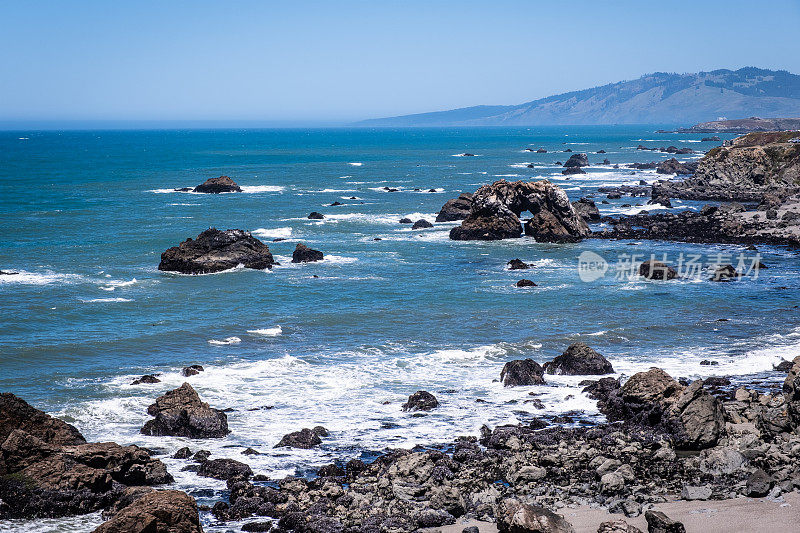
[359,68,800,126]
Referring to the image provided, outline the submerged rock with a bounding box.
[402,391,439,412]
[412,219,433,230]
[291,243,324,263]
[507,258,530,270]
[158,228,275,274]
[131,374,161,385]
[516,279,536,287]
[544,342,614,375]
[308,212,325,220]
[140,383,230,438]
[500,359,545,387]
[194,175,242,193]
[182,365,204,377]
[93,490,202,533]
[275,427,329,449]
[639,260,678,280]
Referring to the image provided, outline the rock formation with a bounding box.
[158,229,275,274]
[194,176,242,193]
[140,383,230,438]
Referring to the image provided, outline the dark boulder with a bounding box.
[745,469,773,497]
[562,166,586,175]
[656,158,692,175]
[644,510,685,533]
[0,392,85,447]
[500,359,545,387]
[399,217,413,224]
[436,193,474,222]
[710,264,741,281]
[158,228,275,274]
[516,279,536,287]
[544,343,614,375]
[194,176,242,194]
[537,148,547,153]
[140,383,230,438]
[308,212,325,220]
[197,458,253,480]
[572,198,601,221]
[401,391,439,412]
[173,447,192,459]
[275,427,329,449]
[291,243,324,263]
[131,374,161,385]
[639,260,678,280]
[411,219,433,230]
[507,258,530,270]
[93,490,202,533]
[563,153,589,167]
[182,365,204,377]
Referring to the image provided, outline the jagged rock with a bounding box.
[644,511,685,533]
[501,359,545,387]
[496,499,575,533]
[158,229,275,274]
[656,158,692,175]
[93,490,202,533]
[198,458,253,480]
[131,375,160,385]
[412,219,433,230]
[182,365,204,377]
[194,176,242,193]
[436,193,474,222]
[173,447,192,459]
[544,343,614,375]
[563,153,589,167]
[638,260,678,280]
[450,180,589,242]
[710,264,741,281]
[291,243,324,263]
[275,427,328,449]
[1,393,85,447]
[402,391,439,412]
[508,258,530,270]
[140,383,230,438]
[598,519,643,533]
[572,198,601,221]
[308,212,325,220]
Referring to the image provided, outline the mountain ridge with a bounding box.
[358,68,800,127]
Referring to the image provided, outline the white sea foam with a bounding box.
[99,278,138,291]
[452,153,479,157]
[208,336,242,345]
[323,254,358,264]
[348,162,363,166]
[252,227,293,240]
[0,270,83,286]
[248,326,283,337]
[80,297,132,303]
[239,185,285,193]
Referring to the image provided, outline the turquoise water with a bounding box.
[1,127,799,531]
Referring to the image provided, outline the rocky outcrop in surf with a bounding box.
[194,175,242,193]
[0,393,173,520]
[291,243,324,263]
[140,383,230,438]
[449,180,590,242]
[436,193,473,222]
[275,427,329,449]
[93,490,203,533]
[543,343,614,375]
[158,228,276,274]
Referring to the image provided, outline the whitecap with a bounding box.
[239,185,285,193]
[348,162,363,166]
[80,297,132,303]
[248,326,283,337]
[0,270,83,286]
[252,227,293,240]
[208,336,242,345]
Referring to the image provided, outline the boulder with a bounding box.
[275,427,328,449]
[93,490,202,533]
[638,260,678,280]
[644,511,685,533]
[562,166,586,175]
[412,219,433,230]
[291,243,324,263]
[543,343,614,376]
[197,458,253,480]
[308,212,325,220]
[516,279,537,287]
[710,264,741,281]
[436,193,474,222]
[745,469,773,497]
[656,158,692,175]
[158,229,275,274]
[140,383,230,438]
[572,198,601,221]
[597,519,643,533]
[0,394,173,520]
[450,180,589,243]
[182,365,203,377]
[402,391,439,412]
[496,499,575,533]
[501,359,545,387]
[563,154,589,167]
[399,217,413,224]
[131,375,161,385]
[507,258,530,270]
[193,176,242,193]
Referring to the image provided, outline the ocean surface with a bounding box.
[1,127,799,532]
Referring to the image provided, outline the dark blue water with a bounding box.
[1,127,799,531]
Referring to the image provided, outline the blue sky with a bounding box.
[1,0,799,124]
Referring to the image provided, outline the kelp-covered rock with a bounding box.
[158,229,275,274]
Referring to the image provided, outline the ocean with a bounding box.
[1,126,799,532]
